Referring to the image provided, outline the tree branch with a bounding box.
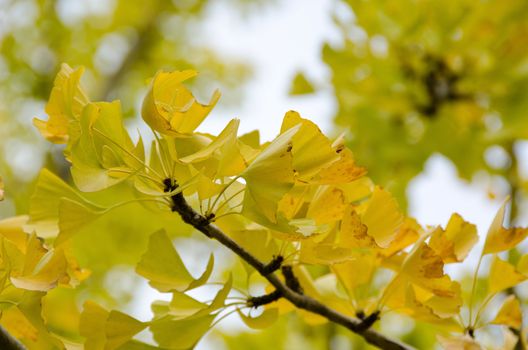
[247,289,282,308]
[170,191,414,350]
[0,326,26,350]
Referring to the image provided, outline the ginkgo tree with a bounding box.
[1,64,528,350]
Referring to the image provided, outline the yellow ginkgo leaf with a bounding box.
[71,101,140,192]
[517,254,528,275]
[307,186,346,225]
[280,111,339,180]
[33,63,90,144]
[401,242,460,298]
[10,234,68,292]
[56,198,105,245]
[0,306,39,342]
[10,251,68,292]
[180,119,239,163]
[79,301,147,350]
[237,308,279,329]
[483,199,528,255]
[179,119,248,177]
[332,252,377,299]
[429,213,478,263]
[141,70,220,136]
[338,204,377,249]
[150,314,215,350]
[380,217,423,257]
[413,284,463,319]
[488,255,526,295]
[27,168,89,239]
[383,277,462,329]
[79,301,108,350]
[277,185,309,220]
[490,295,522,329]
[437,335,482,350]
[0,215,29,253]
[300,236,356,265]
[242,124,300,224]
[228,230,279,271]
[136,230,214,292]
[105,310,147,350]
[361,187,403,248]
[316,148,367,185]
[169,276,231,320]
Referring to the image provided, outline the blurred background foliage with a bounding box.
[317,0,528,213]
[0,0,254,216]
[2,0,528,349]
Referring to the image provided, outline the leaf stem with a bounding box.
[207,176,241,216]
[92,128,164,181]
[468,254,484,327]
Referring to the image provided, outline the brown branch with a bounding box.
[170,191,414,350]
[0,326,26,350]
[247,289,282,308]
[281,265,303,294]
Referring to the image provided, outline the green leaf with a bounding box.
[27,169,90,238]
[71,101,142,192]
[237,308,278,329]
[80,301,147,350]
[136,230,214,292]
[242,124,300,224]
[105,310,147,350]
[56,198,106,245]
[289,72,315,95]
[168,275,232,320]
[150,314,215,350]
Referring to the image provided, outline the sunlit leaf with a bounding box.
[79,301,147,350]
[490,295,522,330]
[401,242,461,299]
[33,63,89,144]
[429,213,478,263]
[71,101,141,192]
[237,308,279,329]
[141,70,220,136]
[280,111,339,180]
[483,200,528,255]
[136,230,214,292]
[150,314,215,349]
[339,204,376,249]
[361,187,403,248]
[488,255,526,295]
[242,124,300,224]
[437,334,482,350]
[27,168,91,239]
[0,216,29,253]
[307,186,346,225]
